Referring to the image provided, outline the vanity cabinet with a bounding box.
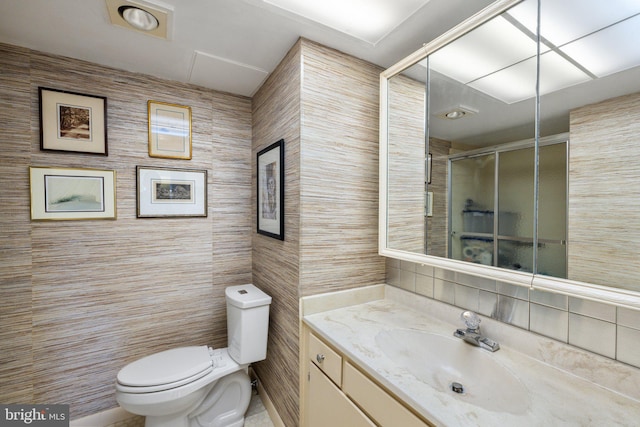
[302,328,433,427]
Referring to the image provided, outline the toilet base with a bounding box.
[143,370,252,427]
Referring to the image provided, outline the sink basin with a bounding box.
[375,329,530,414]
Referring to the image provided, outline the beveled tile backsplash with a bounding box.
[386,258,640,369]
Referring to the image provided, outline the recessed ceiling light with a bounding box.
[118,6,159,31]
[105,0,173,40]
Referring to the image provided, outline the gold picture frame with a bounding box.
[29,166,117,221]
[39,87,108,155]
[148,100,192,160]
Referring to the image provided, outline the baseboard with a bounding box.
[250,367,285,427]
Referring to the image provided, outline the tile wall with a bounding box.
[252,38,385,426]
[387,258,640,369]
[0,42,253,419]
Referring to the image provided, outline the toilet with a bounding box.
[116,284,272,427]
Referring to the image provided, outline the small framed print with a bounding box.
[29,166,116,221]
[257,139,284,240]
[39,87,107,155]
[148,100,192,160]
[137,166,207,218]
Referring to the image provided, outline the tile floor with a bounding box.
[245,393,275,427]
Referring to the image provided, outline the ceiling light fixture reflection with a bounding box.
[437,105,478,120]
[118,6,159,31]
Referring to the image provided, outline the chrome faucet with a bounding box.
[453,311,500,352]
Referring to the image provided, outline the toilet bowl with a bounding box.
[116,284,272,427]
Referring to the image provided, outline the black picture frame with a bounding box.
[39,87,108,155]
[257,139,284,240]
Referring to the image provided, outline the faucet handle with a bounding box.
[461,311,481,331]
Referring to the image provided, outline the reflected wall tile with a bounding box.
[530,303,568,342]
[495,295,529,329]
[569,297,616,323]
[617,307,640,330]
[416,264,434,277]
[400,260,417,273]
[530,289,568,310]
[415,273,434,299]
[617,326,640,368]
[456,272,496,292]
[478,290,497,317]
[386,258,400,270]
[434,279,455,305]
[497,281,529,300]
[398,268,416,292]
[569,313,616,359]
[387,267,400,287]
[454,284,479,312]
[434,268,456,282]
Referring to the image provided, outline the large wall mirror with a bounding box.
[380,0,640,308]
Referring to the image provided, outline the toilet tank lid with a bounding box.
[226,284,272,309]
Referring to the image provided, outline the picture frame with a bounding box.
[137,166,207,218]
[39,87,108,155]
[257,139,284,240]
[29,166,116,220]
[148,100,192,160]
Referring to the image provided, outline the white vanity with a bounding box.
[300,285,640,426]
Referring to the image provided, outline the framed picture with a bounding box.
[257,139,284,240]
[148,100,192,160]
[39,87,107,155]
[137,166,207,217]
[29,166,116,220]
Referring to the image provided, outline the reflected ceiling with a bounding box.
[420,0,640,147]
[428,0,640,104]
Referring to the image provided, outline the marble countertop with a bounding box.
[302,285,640,426]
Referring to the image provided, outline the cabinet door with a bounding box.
[306,362,375,427]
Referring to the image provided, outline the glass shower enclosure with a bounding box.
[448,137,567,277]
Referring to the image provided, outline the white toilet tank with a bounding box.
[225,284,272,365]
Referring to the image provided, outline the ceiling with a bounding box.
[407,0,640,146]
[0,0,493,97]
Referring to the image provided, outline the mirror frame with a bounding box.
[379,0,640,310]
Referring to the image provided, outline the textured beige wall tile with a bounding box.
[568,92,640,291]
[251,39,385,426]
[0,42,252,419]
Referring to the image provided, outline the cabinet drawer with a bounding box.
[343,361,429,427]
[308,333,342,386]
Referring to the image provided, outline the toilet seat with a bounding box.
[116,347,243,399]
[117,346,214,393]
